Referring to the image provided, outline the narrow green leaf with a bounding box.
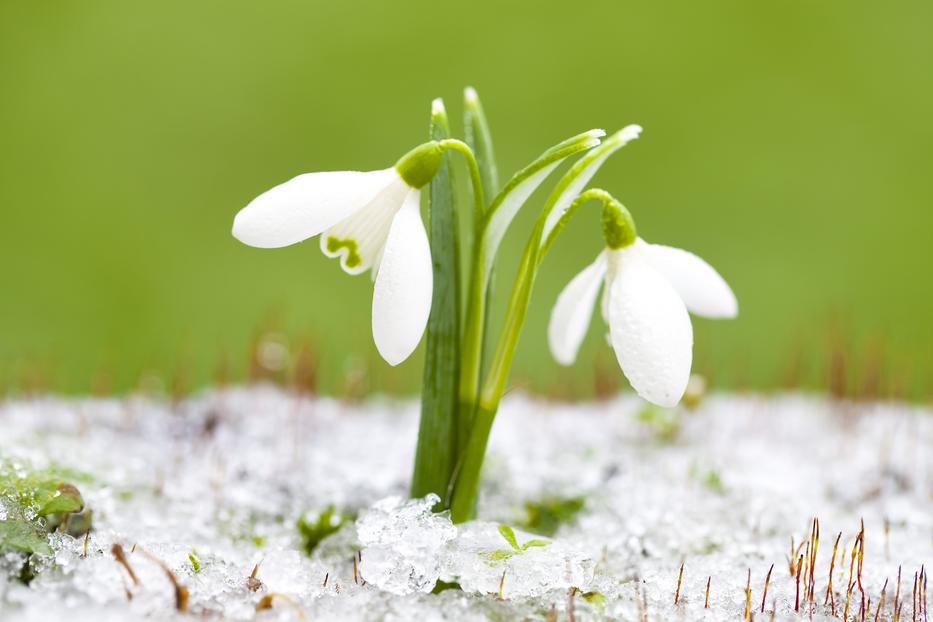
[520,539,550,550]
[462,87,499,453]
[497,524,520,551]
[411,98,460,507]
[480,128,605,277]
[464,86,499,207]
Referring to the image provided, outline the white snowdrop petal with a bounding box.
[548,252,607,366]
[320,177,411,275]
[639,240,738,319]
[232,168,399,248]
[372,190,432,366]
[607,248,693,408]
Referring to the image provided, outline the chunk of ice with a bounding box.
[357,494,456,595]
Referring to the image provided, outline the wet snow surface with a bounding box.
[0,388,930,621]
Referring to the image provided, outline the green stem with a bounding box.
[463,88,499,454]
[438,139,485,226]
[457,129,605,456]
[449,404,495,523]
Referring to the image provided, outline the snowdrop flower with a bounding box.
[232,143,446,366]
[548,198,737,407]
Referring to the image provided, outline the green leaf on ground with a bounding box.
[520,496,585,537]
[37,483,84,517]
[0,521,52,556]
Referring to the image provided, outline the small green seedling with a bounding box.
[297,506,349,556]
[188,550,202,574]
[485,524,550,563]
[582,590,607,611]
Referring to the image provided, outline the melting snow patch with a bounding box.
[0,388,930,620]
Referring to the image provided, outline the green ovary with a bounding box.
[326,237,362,269]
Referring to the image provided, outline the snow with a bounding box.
[0,387,930,621]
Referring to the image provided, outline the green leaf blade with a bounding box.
[0,521,53,556]
[464,86,499,209]
[497,524,520,550]
[411,98,460,508]
[460,87,500,454]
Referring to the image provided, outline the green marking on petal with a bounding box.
[326,237,362,269]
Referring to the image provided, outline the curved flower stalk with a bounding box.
[232,141,480,366]
[458,129,609,445]
[549,208,738,407]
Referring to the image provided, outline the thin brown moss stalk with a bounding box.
[826,531,842,608]
[875,578,888,622]
[795,554,804,612]
[761,563,773,614]
[255,592,306,619]
[809,518,820,604]
[675,561,684,606]
[111,543,139,586]
[845,580,855,621]
[136,546,189,612]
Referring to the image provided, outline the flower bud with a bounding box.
[395,141,444,189]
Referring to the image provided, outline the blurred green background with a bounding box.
[2,1,931,398]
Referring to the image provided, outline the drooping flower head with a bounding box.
[233,143,446,365]
[548,196,737,407]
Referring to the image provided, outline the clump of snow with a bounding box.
[355,494,593,598]
[441,521,594,598]
[357,494,456,594]
[0,388,930,621]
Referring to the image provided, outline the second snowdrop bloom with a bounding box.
[232,143,447,366]
[548,198,737,407]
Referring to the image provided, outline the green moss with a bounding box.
[431,579,461,594]
[582,591,607,611]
